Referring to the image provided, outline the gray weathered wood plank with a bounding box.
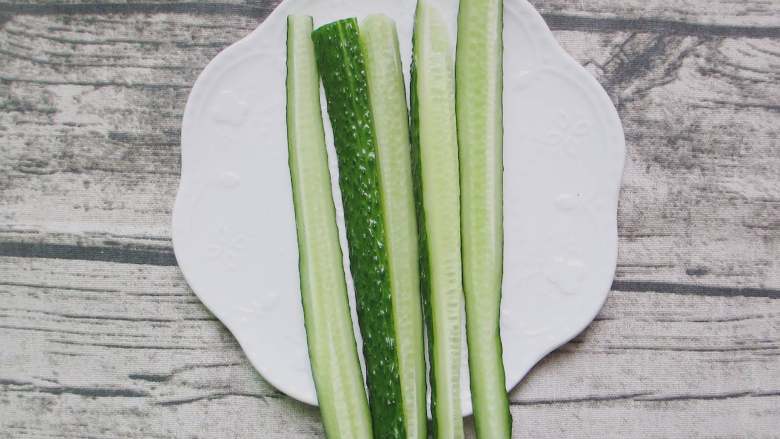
[0,256,778,437]
[1,14,778,289]
[2,0,780,29]
[1,2,779,437]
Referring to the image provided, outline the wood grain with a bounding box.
[2,0,780,29]
[1,14,778,289]
[0,256,778,437]
[0,1,778,437]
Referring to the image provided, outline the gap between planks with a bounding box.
[0,242,778,298]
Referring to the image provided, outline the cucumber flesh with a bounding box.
[313,18,413,439]
[456,0,512,437]
[410,3,464,438]
[286,15,373,439]
[361,14,428,439]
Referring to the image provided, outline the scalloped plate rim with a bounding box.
[172,0,626,416]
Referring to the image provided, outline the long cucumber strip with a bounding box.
[313,18,410,439]
[361,15,428,439]
[286,15,372,439]
[410,3,464,438]
[456,0,512,437]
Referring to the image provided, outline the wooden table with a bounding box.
[1,1,778,437]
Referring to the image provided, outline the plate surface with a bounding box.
[173,0,625,416]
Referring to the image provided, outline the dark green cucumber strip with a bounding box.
[286,15,372,439]
[361,14,428,439]
[456,0,512,437]
[312,18,411,439]
[410,3,464,438]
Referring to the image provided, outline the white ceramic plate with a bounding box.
[173,0,625,416]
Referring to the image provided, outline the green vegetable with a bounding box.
[286,15,373,439]
[313,17,425,439]
[456,0,512,437]
[410,3,464,438]
[361,14,428,439]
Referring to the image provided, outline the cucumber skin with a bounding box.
[312,18,406,439]
[410,3,464,438]
[286,15,373,439]
[456,0,511,437]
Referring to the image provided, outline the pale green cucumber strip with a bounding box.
[286,15,372,439]
[361,14,427,439]
[411,3,464,438]
[456,0,511,437]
